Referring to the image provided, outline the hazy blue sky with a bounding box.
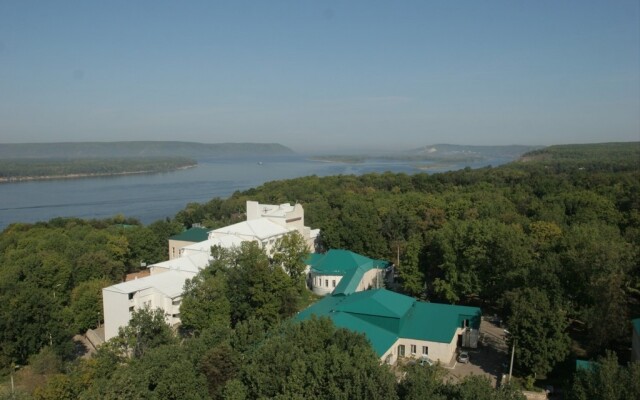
[0,1,638,153]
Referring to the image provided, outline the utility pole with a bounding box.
[509,338,516,383]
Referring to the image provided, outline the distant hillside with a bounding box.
[0,141,295,159]
[517,142,640,172]
[407,144,542,160]
[0,157,197,182]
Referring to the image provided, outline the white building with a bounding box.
[102,201,319,341]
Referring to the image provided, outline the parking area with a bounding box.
[444,317,511,387]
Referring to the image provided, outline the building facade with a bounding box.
[296,288,481,365]
[102,201,319,341]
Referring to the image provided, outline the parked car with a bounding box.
[457,351,470,364]
[419,355,434,366]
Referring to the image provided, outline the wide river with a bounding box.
[0,155,511,230]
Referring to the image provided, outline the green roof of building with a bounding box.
[169,227,209,242]
[336,289,414,318]
[295,288,482,357]
[329,313,398,355]
[400,302,482,343]
[633,318,640,335]
[332,265,366,296]
[576,359,597,371]
[307,249,390,276]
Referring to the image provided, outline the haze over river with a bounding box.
[0,156,512,230]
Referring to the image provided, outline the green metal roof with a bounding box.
[169,227,209,242]
[307,249,390,276]
[400,302,482,343]
[332,265,366,296]
[295,295,344,321]
[336,289,414,318]
[633,318,640,335]
[329,313,398,356]
[576,359,597,371]
[295,288,482,356]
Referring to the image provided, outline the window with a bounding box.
[422,346,428,355]
[128,293,134,300]
[411,345,416,355]
[332,280,336,287]
[172,299,181,306]
[398,345,405,357]
[128,306,134,313]
[325,279,328,287]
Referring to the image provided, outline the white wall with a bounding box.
[103,289,131,341]
[168,239,193,260]
[311,273,342,295]
[379,329,465,365]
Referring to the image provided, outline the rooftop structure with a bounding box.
[168,227,210,260]
[307,249,392,296]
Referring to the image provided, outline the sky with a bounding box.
[0,1,638,153]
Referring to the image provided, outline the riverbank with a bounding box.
[0,164,197,183]
[0,157,197,184]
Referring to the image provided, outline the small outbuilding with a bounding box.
[307,249,392,296]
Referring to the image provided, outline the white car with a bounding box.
[457,351,470,364]
[419,356,434,366]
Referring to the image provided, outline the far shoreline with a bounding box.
[0,163,197,184]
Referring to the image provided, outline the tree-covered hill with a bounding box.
[0,157,196,181]
[0,141,295,159]
[517,142,640,172]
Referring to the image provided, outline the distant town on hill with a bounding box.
[312,144,543,164]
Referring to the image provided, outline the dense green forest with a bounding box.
[1,142,638,398]
[0,157,197,181]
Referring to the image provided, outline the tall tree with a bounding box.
[114,307,176,359]
[502,288,570,378]
[271,231,310,288]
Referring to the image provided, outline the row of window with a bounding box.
[314,277,337,288]
[397,344,428,357]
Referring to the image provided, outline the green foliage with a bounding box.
[502,288,570,377]
[397,234,426,298]
[397,364,446,400]
[567,352,640,400]
[0,217,180,365]
[232,317,398,400]
[69,278,111,333]
[180,270,231,335]
[199,342,241,399]
[114,307,176,359]
[271,231,310,288]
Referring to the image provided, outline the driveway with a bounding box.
[444,317,511,387]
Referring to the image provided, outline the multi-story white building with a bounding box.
[102,201,319,341]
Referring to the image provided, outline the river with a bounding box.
[0,155,511,230]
